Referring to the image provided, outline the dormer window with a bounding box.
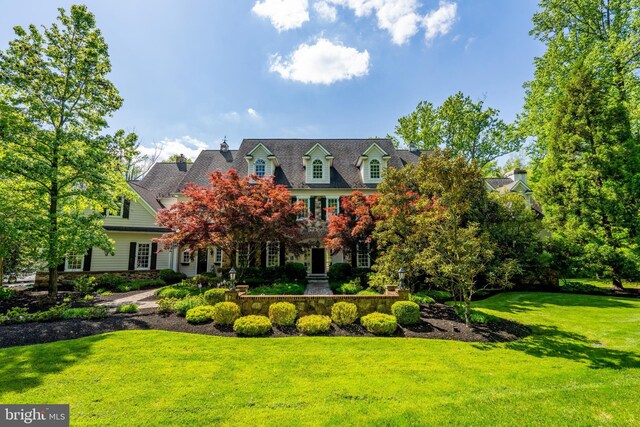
[312,159,323,180]
[370,159,381,180]
[255,159,266,178]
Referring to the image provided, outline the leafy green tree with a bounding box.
[521,0,640,179]
[165,154,193,163]
[537,65,640,289]
[373,150,539,324]
[0,6,137,297]
[393,92,523,170]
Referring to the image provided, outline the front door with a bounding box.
[311,248,325,274]
[197,249,208,274]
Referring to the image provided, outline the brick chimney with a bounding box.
[176,154,188,172]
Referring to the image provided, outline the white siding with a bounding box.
[305,145,330,184]
[89,232,171,271]
[102,199,157,228]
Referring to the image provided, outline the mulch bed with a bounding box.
[0,303,529,349]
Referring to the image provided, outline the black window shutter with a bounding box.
[309,197,315,218]
[150,242,158,270]
[320,197,327,221]
[57,262,65,272]
[122,199,131,219]
[260,242,267,269]
[83,248,93,271]
[128,242,137,270]
[279,242,286,266]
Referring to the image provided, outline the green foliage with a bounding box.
[155,281,202,298]
[1,307,29,324]
[211,302,241,325]
[393,92,523,169]
[357,288,382,295]
[174,295,206,317]
[409,292,436,304]
[559,281,609,295]
[296,315,332,335]
[247,283,305,295]
[96,274,127,290]
[284,262,308,282]
[233,315,272,336]
[330,302,359,326]
[360,313,397,335]
[330,278,362,294]
[203,288,227,305]
[391,301,421,325]
[327,263,353,281]
[0,304,108,325]
[116,304,138,314]
[116,279,165,293]
[0,5,138,297]
[268,302,297,326]
[157,298,178,314]
[72,275,97,295]
[185,305,216,324]
[420,290,453,302]
[0,287,14,300]
[448,302,501,325]
[158,269,187,285]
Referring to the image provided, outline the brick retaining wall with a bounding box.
[226,285,409,316]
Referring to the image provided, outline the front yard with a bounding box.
[0,292,638,426]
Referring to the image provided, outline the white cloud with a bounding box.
[423,1,457,42]
[220,111,241,123]
[464,36,476,50]
[252,0,310,31]
[270,38,370,84]
[247,108,262,119]
[324,0,457,45]
[139,136,209,162]
[314,1,338,22]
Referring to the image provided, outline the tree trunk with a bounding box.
[0,257,3,287]
[463,290,471,327]
[48,267,58,296]
[612,267,624,291]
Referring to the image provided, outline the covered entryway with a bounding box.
[197,249,208,274]
[311,248,325,274]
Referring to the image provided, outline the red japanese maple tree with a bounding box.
[323,191,379,257]
[155,169,305,274]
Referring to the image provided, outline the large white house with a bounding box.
[53,138,536,280]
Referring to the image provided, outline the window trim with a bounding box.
[327,197,339,218]
[266,241,280,267]
[106,196,125,218]
[312,159,323,180]
[356,242,371,268]
[369,159,381,180]
[214,247,223,264]
[181,251,191,264]
[236,242,251,267]
[296,196,310,220]
[255,159,266,178]
[65,252,84,272]
[135,242,152,271]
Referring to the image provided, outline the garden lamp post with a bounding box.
[398,267,406,290]
[229,267,237,290]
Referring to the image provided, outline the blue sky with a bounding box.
[0,0,543,161]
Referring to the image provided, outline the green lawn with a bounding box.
[567,277,640,290]
[1,293,639,426]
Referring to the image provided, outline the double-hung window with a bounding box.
[214,247,223,264]
[236,243,251,267]
[255,159,266,178]
[181,251,191,264]
[136,243,151,270]
[356,243,370,268]
[266,242,280,267]
[297,197,310,219]
[369,159,381,180]
[312,159,323,180]
[327,197,339,218]
[106,196,124,217]
[65,252,84,272]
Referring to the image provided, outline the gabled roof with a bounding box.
[129,181,164,212]
[176,149,237,191]
[138,161,192,198]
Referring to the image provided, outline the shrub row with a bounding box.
[0,305,108,325]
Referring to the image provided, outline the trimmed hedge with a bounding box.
[268,302,297,326]
[233,315,272,336]
[331,302,359,326]
[409,292,436,304]
[212,302,241,325]
[327,262,353,280]
[296,315,332,335]
[186,305,216,324]
[174,295,206,316]
[391,301,421,325]
[158,269,187,285]
[248,283,305,295]
[204,288,227,305]
[96,273,127,290]
[360,312,397,335]
[116,279,165,293]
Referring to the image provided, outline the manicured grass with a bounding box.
[1,292,639,425]
[568,277,640,290]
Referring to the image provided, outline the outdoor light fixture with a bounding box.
[229,267,237,290]
[398,267,406,290]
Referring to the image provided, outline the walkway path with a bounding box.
[100,289,158,310]
[304,281,333,295]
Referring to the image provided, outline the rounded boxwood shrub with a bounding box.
[360,312,397,335]
[157,297,178,313]
[268,302,297,326]
[391,301,421,325]
[327,262,353,280]
[233,315,272,336]
[296,315,332,335]
[186,305,216,324]
[204,288,227,305]
[331,302,358,326]
[284,262,307,282]
[174,295,206,316]
[212,302,241,325]
[158,269,187,285]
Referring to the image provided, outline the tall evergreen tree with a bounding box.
[0,6,137,297]
[538,65,640,288]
